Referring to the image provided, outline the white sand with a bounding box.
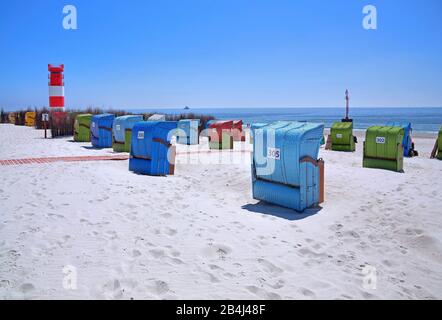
[0,123,441,299]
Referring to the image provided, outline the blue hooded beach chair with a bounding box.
[129,121,178,175]
[91,114,115,148]
[251,121,325,211]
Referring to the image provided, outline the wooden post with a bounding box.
[169,145,176,175]
[318,159,325,204]
[42,113,49,139]
[430,138,438,159]
[325,134,332,150]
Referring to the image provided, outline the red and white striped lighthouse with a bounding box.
[48,64,65,110]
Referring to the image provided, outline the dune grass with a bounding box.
[1,107,215,138]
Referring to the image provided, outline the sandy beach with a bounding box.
[0,123,441,299]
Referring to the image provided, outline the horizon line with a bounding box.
[2,105,442,112]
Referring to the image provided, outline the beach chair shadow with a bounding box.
[82,146,105,150]
[242,201,322,221]
[35,136,69,140]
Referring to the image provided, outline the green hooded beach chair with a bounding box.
[330,122,355,151]
[112,115,144,152]
[363,126,404,172]
[74,114,93,142]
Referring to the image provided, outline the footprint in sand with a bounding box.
[245,285,281,300]
[145,280,170,297]
[299,287,316,299]
[343,230,360,239]
[298,247,328,261]
[160,212,173,219]
[19,283,35,294]
[170,249,181,257]
[267,279,285,289]
[208,264,223,271]
[203,271,220,283]
[257,258,284,277]
[102,278,138,300]
[105,230,118,240]
[201,244,232,260]
[131,250,142,257]
[149,249,165,259]
[163,227,177,236]
[164,256,184,265]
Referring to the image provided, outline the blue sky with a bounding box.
[0,0,441,110]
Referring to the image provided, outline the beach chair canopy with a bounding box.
[113,115,144,143]
[91,114,115,148]
[250,122,268,144]
[205,120,216,129]
[148,114,166,121]
[208,120,234,149]
[208,121,234,141]
[129,121,178,175]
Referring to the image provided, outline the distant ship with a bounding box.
[184,106,190,110]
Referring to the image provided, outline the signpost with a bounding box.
[342,89,353,122]
[42,113,49,138]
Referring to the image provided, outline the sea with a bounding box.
[128,107,442,133]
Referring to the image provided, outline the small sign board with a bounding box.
[42,113,49,139]
[138,131,145,139]
[336,133,343,139]
[267,147,280,160]
[376,137,386,144]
